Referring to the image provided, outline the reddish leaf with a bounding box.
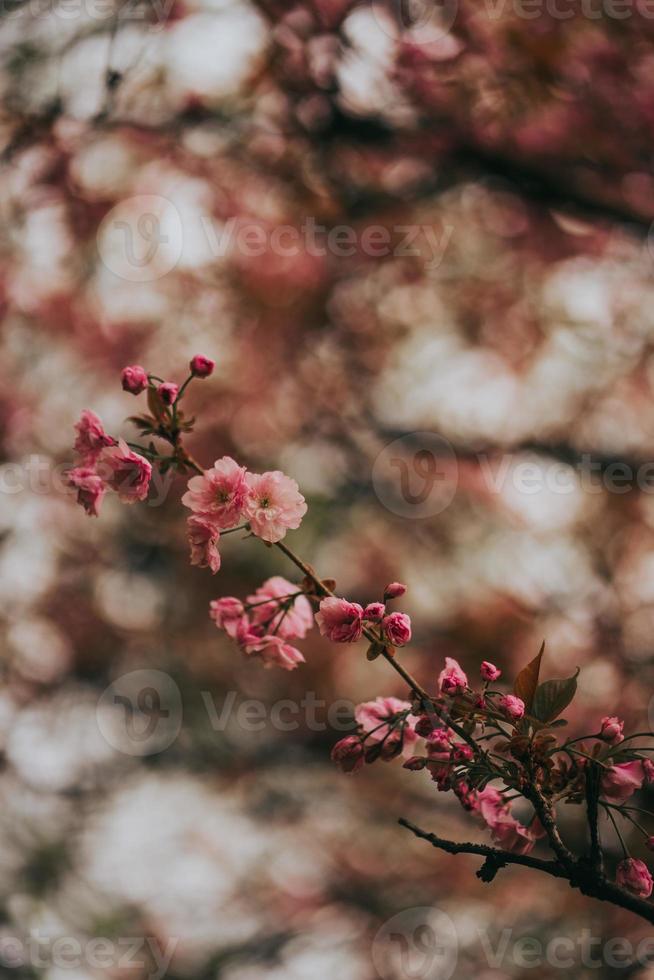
[513,641,545,711]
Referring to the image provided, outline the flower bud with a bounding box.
[363,602,385,622]
[190,354,215,378]
[383,582,406,600]
[330,736,364,774]
[158,382,179,405]
[121,365,148,394]
[599,716,624,745]
[499,694,525,721]
[480,661,501,682]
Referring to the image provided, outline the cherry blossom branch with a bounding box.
[68,356,654,925]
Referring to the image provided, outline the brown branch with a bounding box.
[400,818,654,925]
[398,818,567,881]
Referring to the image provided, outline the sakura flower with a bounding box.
[100,440,152,503]
[187,516,221,573]
[355,696,417,750]
[599,716,624,745]
[476,787,541,855]
[331,736,364,774]
[315,597,364,643]
[182,456,249,528]
[245,470,307,543]
[73,410,116,464]
[425,728,451,753]
[239,631,305,671]
[68,466,106,517]
[438,657,468,696]
[246,576,313,640]
[601,761,645,804]
[382,611,412,646]
[209,597,246,638]
[499,694,525,721]
[121,365,148,394]
[190,354,215,378]
[481,661,501,682]
[616,858,653,898]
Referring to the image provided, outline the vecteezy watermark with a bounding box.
[97,669,183,757]
[372,432,459,519]
[96,671,357,756]
[371,909,654,977]
[0,0,176,23]
[0,454,173,504]
[0,931,177,980]
[95,194,454,282]
[373,433,654,519]
[372,907,458,980]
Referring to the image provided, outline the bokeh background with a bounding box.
[2,0,654,977]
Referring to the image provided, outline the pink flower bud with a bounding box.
[384,582,407,600]
[616,858,653,898]
[481,661,501,682]
[414,715,437,737]
[121,365,149,394]
[599,716,625,745]
[363,602,385,622]
[403,756,427,771]
[438,657,468,697]
[190,354,215,378]
[382,611,412,647]
[331,736,364,774]
[499,695,525,721]
[158,382,179,405]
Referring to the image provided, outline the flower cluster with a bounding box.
[210,576,312,670]
[183,458,307,571]
[315,586,411,651]
[68,410,151,516]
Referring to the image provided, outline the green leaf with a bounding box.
[514,642,545,711]
[532,668,580,724]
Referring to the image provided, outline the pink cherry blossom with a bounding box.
[187,516,221,573]
[182,456,249,528]
[384,582,407,599]
[599,716,624,744]
[68,466,106,517]
[355,696,417,748]
[246,576,313,640]
[73,410,116,464]
[481,661,501,682]
[315,597,364,642]
[438,657,468,696]
[190,354,215,378]
[244,470,307,543]
[239,631,305,671]
[209,597,246,638]
[331,736,364,774]
[121,365,148,394]
[426,728,452,753]
[616,858,653,897]
[499,694,525,721]
[601,761,645,804]
[382,611,412,646]
[476,787,541,855]
[100,440,152,503]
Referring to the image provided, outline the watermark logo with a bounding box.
[372,907,458,980]
[97,669,183,756]
[373,0,459,42]
[97,194,183,282]
[373,432,458,519]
